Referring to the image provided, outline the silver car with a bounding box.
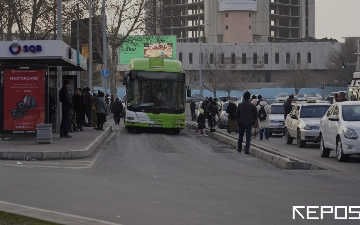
[269,103,286,136]
[275,93,289,103]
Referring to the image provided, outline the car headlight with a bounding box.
[342,126,358,139]
[303,125,319,130]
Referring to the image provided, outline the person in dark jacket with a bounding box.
[235,91,257,154]
[283,95,294,120]
[59,80,72,138]
[72,88,85,131]
[190,100,196,121]
[206,97,219,132]
[201,97,209,112]
[257,95,262,106]
[111,98,124,125]
[84,87,92,127]
[338,92,348,102]
[226,100,238,133]
[196,108,207,137]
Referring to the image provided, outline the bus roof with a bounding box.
[130,58,183,73]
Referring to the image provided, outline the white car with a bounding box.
[269,103,287,136]
[285,101,330,148]
[307,93,322,101]
[216,102,229,129]
[275,93,288,103]
[295,94,307,101]
[319,101,360,162]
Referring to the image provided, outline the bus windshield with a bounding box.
[127,74,185,113]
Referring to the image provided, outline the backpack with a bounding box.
[258,105,267,121]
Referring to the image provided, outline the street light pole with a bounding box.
[76,3,80,88]
[199,37,203,96]
[102,0,108,94]
[56,0,63,134]
[88,0,93,91]
[357,39,360,72]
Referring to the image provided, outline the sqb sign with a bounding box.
[9,43,43,55]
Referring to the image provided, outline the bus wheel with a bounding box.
[126,127,133,133]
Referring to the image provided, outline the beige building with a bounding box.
[147,0,315,43]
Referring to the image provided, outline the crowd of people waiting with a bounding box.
[49,80,123,138]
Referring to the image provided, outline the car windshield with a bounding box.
[222,103,229,111]
[300,105,330,118]
[277,94,287,97]
[308,93,317,97]
[270,105,284,114]
[342,105,360,121]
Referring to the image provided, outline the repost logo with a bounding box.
[293,206,360,220]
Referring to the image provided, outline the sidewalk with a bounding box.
[0,116,114,160]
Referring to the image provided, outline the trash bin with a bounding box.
[36,123,52,144]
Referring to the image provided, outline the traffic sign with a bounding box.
[101,69,109,78]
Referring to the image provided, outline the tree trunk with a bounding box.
[110,47,117,98]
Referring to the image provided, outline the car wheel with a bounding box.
[320,135,330,158]
[297,130,306,148]
[285,128,293,145]
[336,138,349,162]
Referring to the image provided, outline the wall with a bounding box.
[223,11,253,43]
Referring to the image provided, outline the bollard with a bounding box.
[36,123,52,144]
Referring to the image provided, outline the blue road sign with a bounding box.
[101,69,109,78]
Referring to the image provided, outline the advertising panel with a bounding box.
[1,68,46,134]
[119,36,177,65]
[218,0,258,11]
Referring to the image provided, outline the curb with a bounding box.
[186,122,323,170]
[0,126,112,161]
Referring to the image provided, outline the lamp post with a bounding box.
[76,3,80,88]
[88,0,93,91]
[102,0,108,94]
[56,0,63,134]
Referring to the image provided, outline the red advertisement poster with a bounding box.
[3,69,45,132]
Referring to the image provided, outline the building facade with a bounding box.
[147,0,315,43]
[176,40,343,88]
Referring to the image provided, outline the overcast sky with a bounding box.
[316,0,360,42]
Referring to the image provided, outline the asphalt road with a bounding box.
[1,122,360,224]
[186,104,360,173]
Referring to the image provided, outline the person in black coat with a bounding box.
[235,91,257,154]
[111,98,124,125]
[190,100,196,121]
[59,80,72,138]
[72,88,85,131]
[196,108,208,137]
[84,87,92,126]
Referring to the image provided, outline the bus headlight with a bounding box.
[177,119,184,123]
[127,117,134,120]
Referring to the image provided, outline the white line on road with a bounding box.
[0,200,123,225]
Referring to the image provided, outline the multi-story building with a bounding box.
[147,0,315,43]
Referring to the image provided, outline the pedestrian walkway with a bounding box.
[0,116,114,160]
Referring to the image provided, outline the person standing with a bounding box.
[226,100,238,133]
[251,98,259,138]
[206,97,219,132]
[91,92,98,129]
[283,94,294,138]
[111,98,123,125]
[59,80,72,138]
[190,100,196,121]
[257,99,271,140]
[338,92,348,102]
[332,93,338,103]
[72,88,85,131]
[84,87,92,127]
[196,108,207,137]
[235,91,257,154]
[96,92,107,130]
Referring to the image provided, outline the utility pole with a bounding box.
[88,0,93,91]
[76,3,80,88]
[56,0,63,134]
[357,39,360,72]
[102,0,108,94]
[199,37,203,96]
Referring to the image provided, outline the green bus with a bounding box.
[123,58,186,133]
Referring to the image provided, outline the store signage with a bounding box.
[9,43,43,55]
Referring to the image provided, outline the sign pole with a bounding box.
[56,0,62,134]
[102,0,108,94]
[76,3,81,88]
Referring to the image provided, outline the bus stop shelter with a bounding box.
[0,40,87,137]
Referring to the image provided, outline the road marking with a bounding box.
[0,200,123,225]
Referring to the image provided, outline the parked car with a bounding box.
[269,103,287,136]
[325,92,339,103]
[186,94,205,103]
[306,93,322,101]
[295,94,307,101]
[319,101,360,162]
[216,102,229,129]
[275,93,288,103]
[218,96,238,103]
[284,101,330,148]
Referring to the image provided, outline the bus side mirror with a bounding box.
[187,89,191,97]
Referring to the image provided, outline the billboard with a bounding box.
[218,0,258,12]
[119,36,177,65]
[0,67,47,135]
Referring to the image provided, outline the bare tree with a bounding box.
[222,70,244,96]
[202,48,224,97]
[282,59,310,95]
[326,38,357,84]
